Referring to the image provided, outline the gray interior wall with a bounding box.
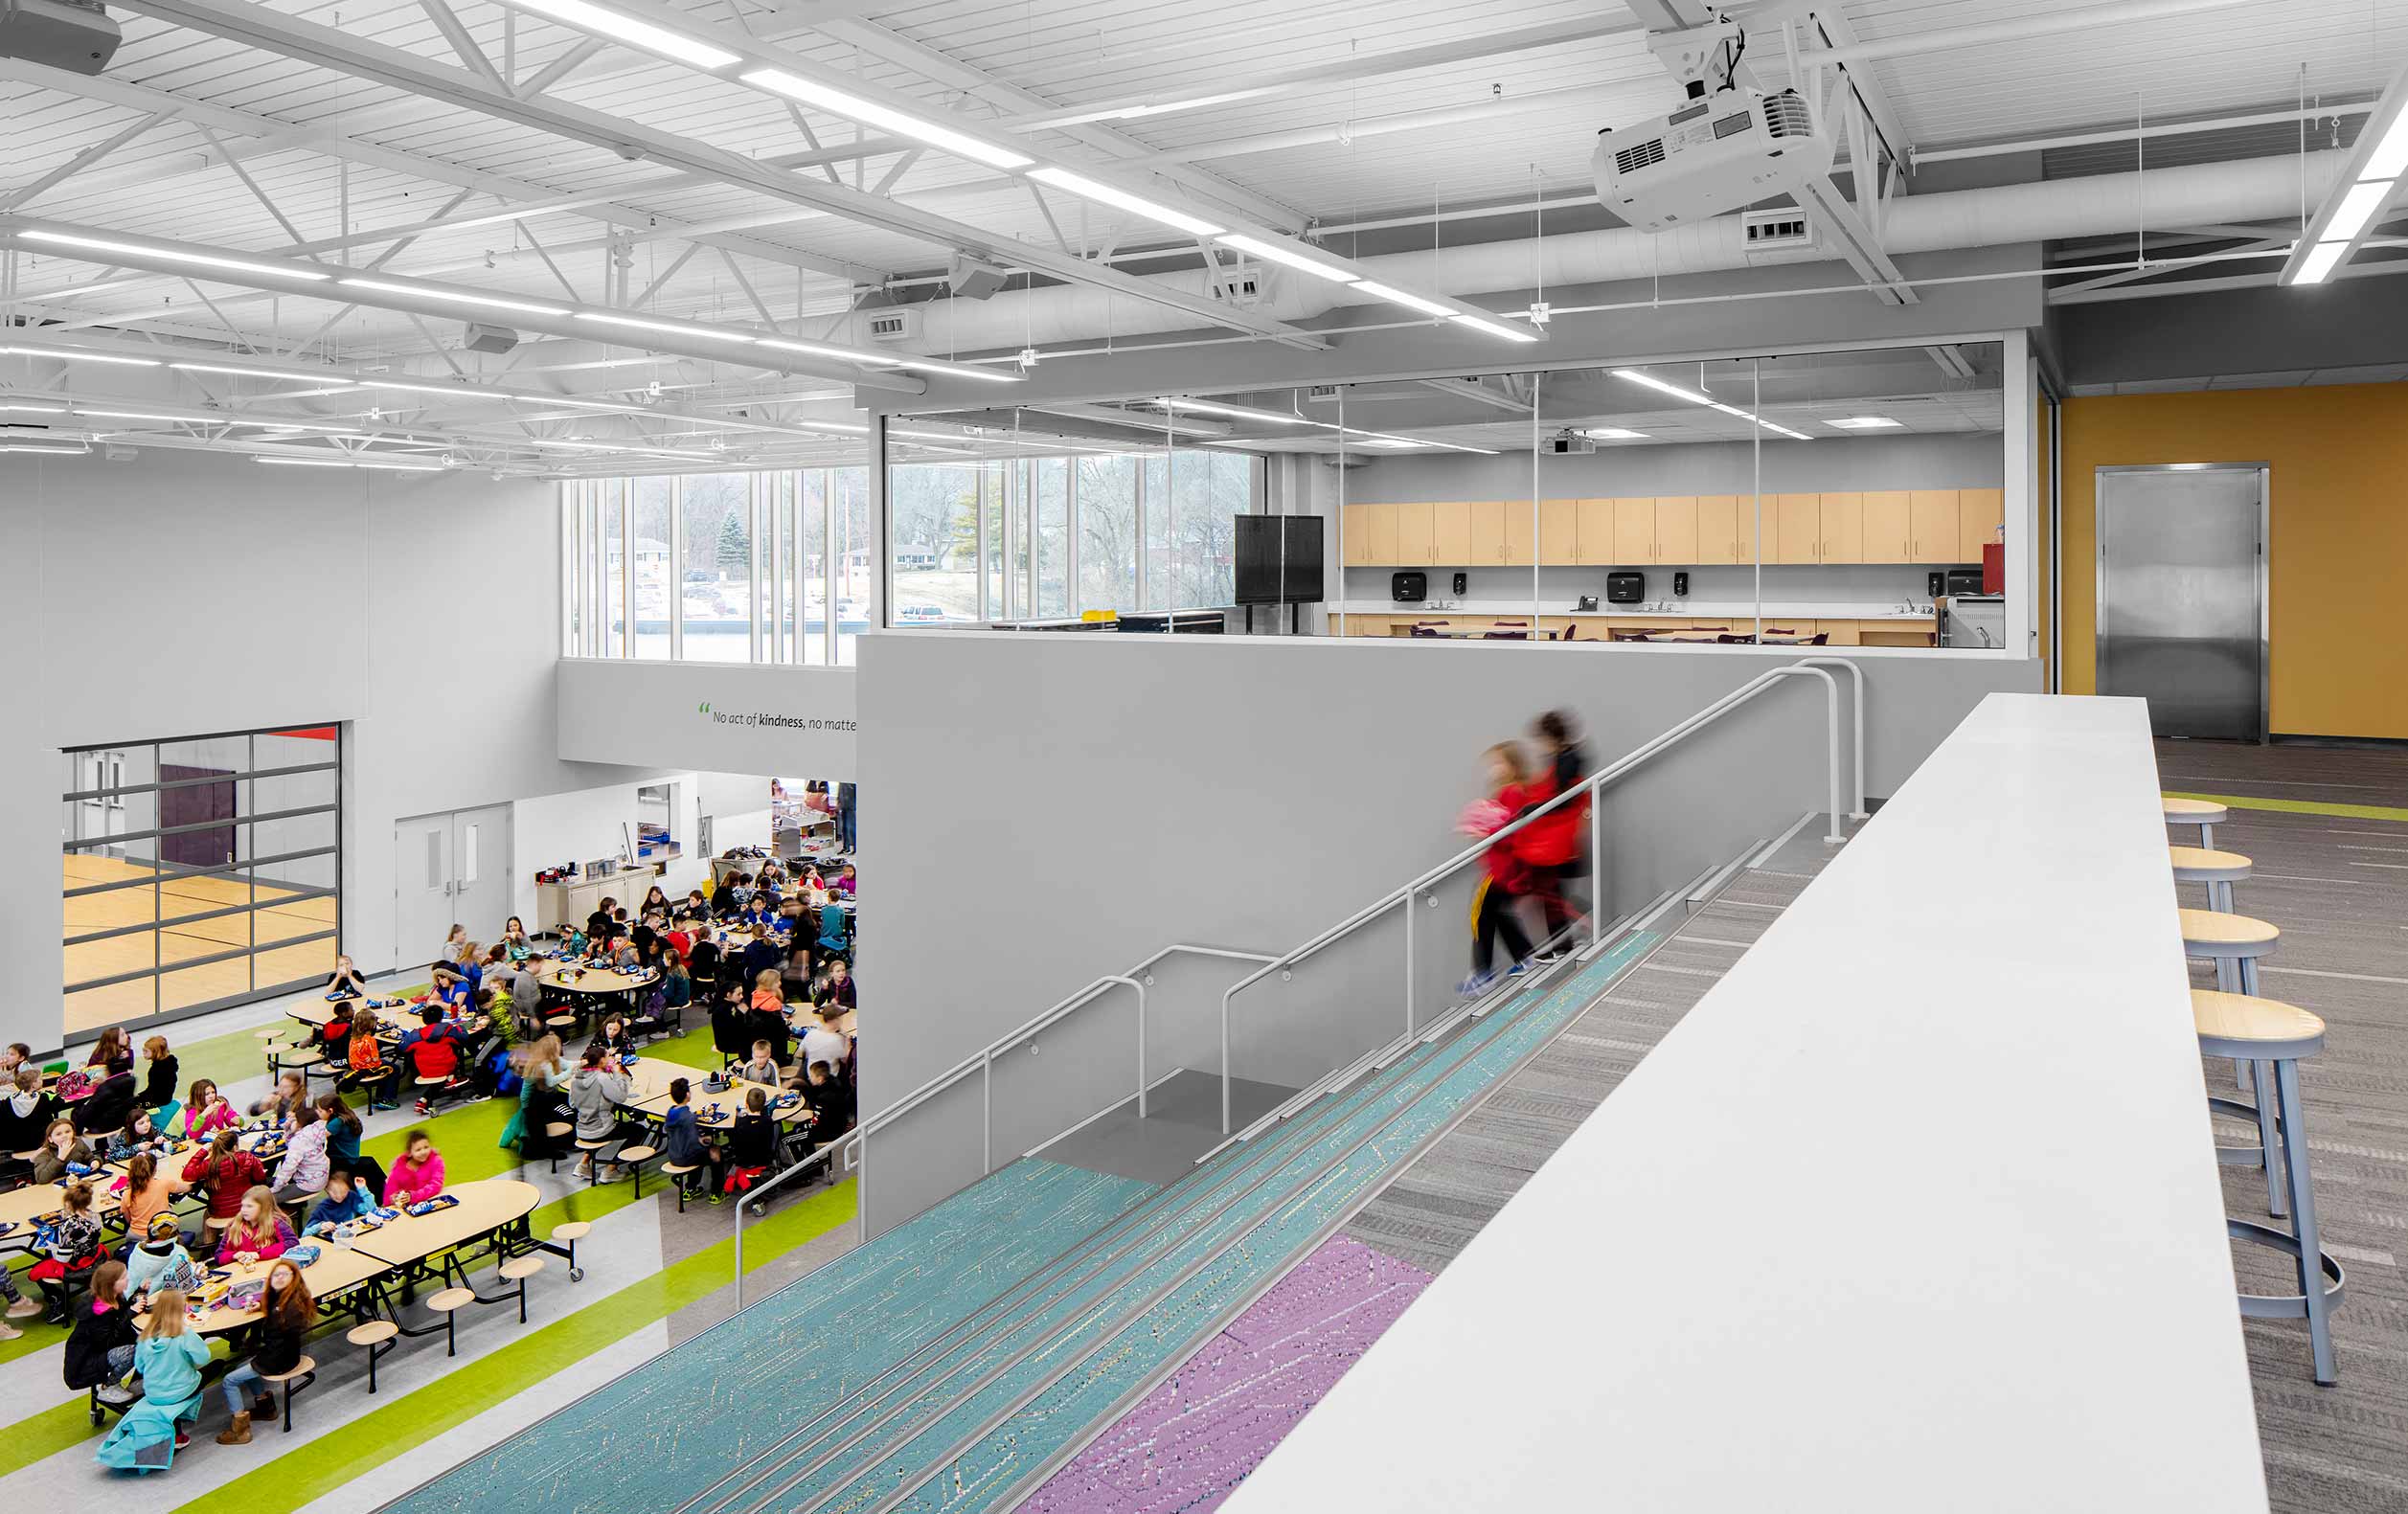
[855,631,2040,1234]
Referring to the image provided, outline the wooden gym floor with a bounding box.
[63,854,335,1033]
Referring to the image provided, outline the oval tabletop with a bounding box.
[170,1247,392,1336]
[614,1056,803,1125]
[347,1177,542,1267]
[539,962,660,995]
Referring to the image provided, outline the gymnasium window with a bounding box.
[61,725,342,1040]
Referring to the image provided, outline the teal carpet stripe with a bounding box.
[379,1159,1157,1514]
[758,935,1656,1514]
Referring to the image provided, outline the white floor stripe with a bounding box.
[15,1185,670,1500]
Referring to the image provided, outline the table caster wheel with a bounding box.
[570,1266,584,1282]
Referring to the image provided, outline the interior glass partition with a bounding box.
[61,725,343,1039]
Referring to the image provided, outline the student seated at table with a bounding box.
[62,1259,136,1406]
[0,1189,46,1335]
[0,1065,59,1171]
[103,1106,170,1164]
[324,954,371,999]
[432,960,476,1011]
[587,1014,636,1061]
[678,888,710,921]
[118,1153,190,1250]
[184,1129,268,1229]
[0,1041,34,1080]
[745,975,792,1068]
[739,927,784,986]
[794,1014,849,1084]
[804,1061,854,1152]
[386,1129,445,1207]
[125,1214,202,1305]
[735,1039,782,1089]
[567,1047,633,1183]
[722,1087,778,1196]
[72,1057,137,1140]
[714,877,751,920]
[306,1168,375,1232]
[95,1286,209,1469]
[316,1093,380,1201]
[86,1026,130,1072]
[688,931,724,989]
[498,915,534,962]
[316,1002,357,1062]
[179,1078,236,1143]
[660,958,693,1022]
[659,1077,718,1202]
[709,979,751,1069]
[271,1104,329,1209]
[34,1118,96,1184]
[815,958,856,1013]
[834,861,856,897]
[216,1186,294,1266]
[641,884,670,916]
[399,1007,467,1116]
[31,1180,102,1322]
[139,1036,180,1132]
[249,1071,307,1125]
[216,1258,313,1446]
[584,897,619,942]
[815,903,850,960]
[345,1024,399,1113]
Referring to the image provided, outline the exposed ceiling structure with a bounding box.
[1,0,2403,474]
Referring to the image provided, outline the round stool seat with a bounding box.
[2178,907,2279,957]
[2193,989,2325,1060]
[414,1074,447,1087]
[662,1161,700,1175]
[2164,797,2229,825]
[544,1122,573,1139]
[617,1144,657,1164]
[261,1355,315,1383]
[428,1287,475,1313]
[2170,846,2252,883]
[347,1321,398,1346]
[574,1137,607,1151]
[498,1254,545,1281]
[277,1048,324,1068]
[551,1220,591,1242]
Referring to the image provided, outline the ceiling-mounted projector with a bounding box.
[0,0,121,74]
[1543,432,1597,456]
[1593,87,1830,234]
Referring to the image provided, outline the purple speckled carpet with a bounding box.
[1019,1235,1432,1514]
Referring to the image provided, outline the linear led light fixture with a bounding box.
[19,230,332,283]
[741,68,1034,169]
[170,360,356,386]
[1708,402,1811,441]
[1612,369,1714,404]
[1034,90,1270,130]
[1154,397,1311,425]
[1827,416,1903,429]
[257,456,447,472]
[546,395,651,412]
[1346,430,1498,456]
[1582,427,1647,440]
[0,441,89,454]
[534,439,720,460]
[0,402,65,414]
[357,378,517,401]
[575,311,758,344]
[73,408,200,422]
[335,278,572,318]
[1215,233,1359,284]
[1,346,162,368]
[893,359,1019,384]
[1349,281,1454,318]
[1028,167,1224,237]
[1448,312,1540,344]
[488,0,740,68]
[757,337,898,368]
[2284,56,2408,284]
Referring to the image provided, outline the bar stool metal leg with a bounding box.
[2253,1061,2286,1218]
[2276,1058,2337,1385]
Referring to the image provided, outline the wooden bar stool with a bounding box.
[259,1356,316,1432]
[2192,989,2344,1384]
[2178,907,2277,997]
[427,1286,474,1357]
[347,1320,399,1393]
[2170,846,2252,913]
[2163,796,2229,850]
[2199,991,2293,1220]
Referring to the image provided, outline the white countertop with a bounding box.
[1335,599,1938,621]
[1223,693,2265,1514]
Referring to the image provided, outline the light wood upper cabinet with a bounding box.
[1611,498,1654,564]
[1394,501,1435,566]
[1860,491,1911,562]
[1653,497,1699,564]
[1467,500,1509,564]
[1341,503,1374,566]
[1909,489,1961,562]
[1432,501,1470,565]
[1818,492,1863,564]
[1959,487,2004,560]
[1693,495,1738,565]
[1365,502,1400,565]
[1575,499,1618,565]
[1500,500,1534,564]
[1776,494,1821,564]
[1537,498,1580,565]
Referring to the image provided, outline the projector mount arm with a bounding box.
[1645,12,1747,100]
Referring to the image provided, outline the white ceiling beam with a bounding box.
[1790,7,1912,170]
[2279,57,2408,285]
[1807,0,2263,69]
[418,0,513,96]
[0,108,182,212]
[108,0,1334,351]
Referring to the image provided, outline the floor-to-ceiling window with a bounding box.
[560,449,1259,661]
[60,725,343,1039]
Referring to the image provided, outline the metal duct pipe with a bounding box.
[872,148,2346,354]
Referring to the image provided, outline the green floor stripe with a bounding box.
[2165,790,2408,825]
[170,1179,855,1514]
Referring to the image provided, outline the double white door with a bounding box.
[394,804,512,972]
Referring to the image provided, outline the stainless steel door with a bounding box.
[2097,465,2265,740]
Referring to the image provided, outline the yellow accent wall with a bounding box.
[2059,385,2408,739]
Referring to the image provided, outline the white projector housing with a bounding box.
[1593,87,1831,234]
[0,0,120,74]
[1543,433,1597,456]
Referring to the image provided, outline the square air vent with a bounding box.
[866,309,919,344]
[1742,208,1815,258]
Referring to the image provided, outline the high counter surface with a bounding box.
[1224,692,2266,1513]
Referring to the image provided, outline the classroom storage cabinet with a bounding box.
[1332,490,1993,567]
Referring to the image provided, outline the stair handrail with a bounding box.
[1211,657,1859,1132]
[733,940,1279,1300]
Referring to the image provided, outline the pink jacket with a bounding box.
[181,1101,237,1141]
[215,1215,295,1264]
[386,1151,446,1207]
